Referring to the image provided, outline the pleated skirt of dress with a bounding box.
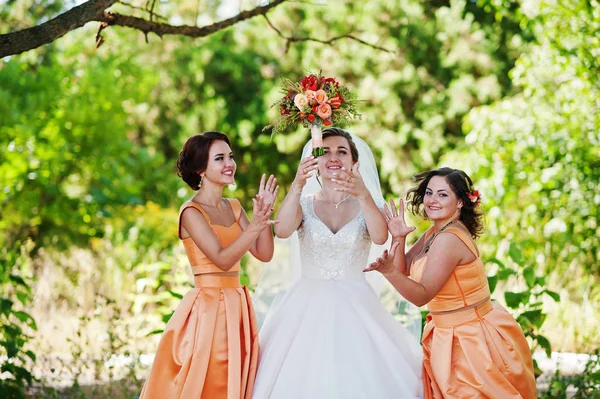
[140,275,258,399]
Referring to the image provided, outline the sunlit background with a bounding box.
[1,0,598,397]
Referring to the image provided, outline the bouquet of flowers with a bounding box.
[264,72,361,157]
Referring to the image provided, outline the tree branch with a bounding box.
[263,14,396,54]
[0,0,118,58]
[0,0,288,59]
[101,0,286,39]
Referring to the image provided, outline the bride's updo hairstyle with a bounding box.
[176,131,231,190]
[322,127,359,163]
[406,167,484,239]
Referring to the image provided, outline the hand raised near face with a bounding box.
[331,163,370,200]
[292,156,319,190]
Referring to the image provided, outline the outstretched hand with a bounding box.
[250,195,278,233]
[363,241,401,275]
[257,174,279,209]
[384,198,415,239]
[331,163,370,200]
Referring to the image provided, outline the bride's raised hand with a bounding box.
[384,198,415,239]
[292,156,319,191]
[332,163,370,200]
[256,173,279,208]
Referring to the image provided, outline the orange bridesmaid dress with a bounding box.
[411,226,537,399]
[140,199,258,399]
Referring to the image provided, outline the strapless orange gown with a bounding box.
[140,199,258,399]
[411,226,536,399]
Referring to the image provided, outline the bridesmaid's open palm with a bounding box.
[384,199,415,239]
[257,173,279,208]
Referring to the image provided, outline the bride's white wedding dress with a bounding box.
[252,195,423,399]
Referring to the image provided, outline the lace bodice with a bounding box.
[298,195,372,281]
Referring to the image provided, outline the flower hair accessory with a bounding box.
[263,72,361,157]
[467,189,481,204]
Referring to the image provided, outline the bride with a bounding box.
[252,128,423,399]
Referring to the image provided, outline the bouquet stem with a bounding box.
[310,124,325,157]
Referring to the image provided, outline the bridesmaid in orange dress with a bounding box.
[140,131,279,399]
[365,167,537,399]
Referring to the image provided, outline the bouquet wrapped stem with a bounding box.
[310,124,325,157]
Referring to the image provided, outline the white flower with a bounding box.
[294,93,308,111]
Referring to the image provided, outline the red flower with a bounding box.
[321,77,339,88]
[280,105,290,115]
[307,114,315,122]
[323,119,332,126]
[301,74,319,91]
[467,190,480,203]
[329,94,342,108]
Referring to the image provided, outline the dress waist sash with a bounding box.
[193,274,241,288]
[429,298,493,328]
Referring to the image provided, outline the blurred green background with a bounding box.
[1,0,598,397]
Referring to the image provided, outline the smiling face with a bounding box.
[423,175,463,222]
[318,135,355,178]
[201,140,236,186]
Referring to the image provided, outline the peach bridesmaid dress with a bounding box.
[411,226,537,399]
[140,199,258,399]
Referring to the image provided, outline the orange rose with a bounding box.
[315,89,328,104]
[316,103,332,119]
[305,90,316,100]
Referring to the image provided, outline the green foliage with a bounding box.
[540,350,600,399]
[454,0,600,282]
[0,242,37,398]
[486,243,559,377]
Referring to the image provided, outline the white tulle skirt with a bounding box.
[252,277,423,399]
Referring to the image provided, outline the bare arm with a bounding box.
[240,174,279,262]
[389,232,427,275]
[239,207,274,262]
[358,195,388,245]
[366,233,473,306]
[181,197,275,271]
[274,156,318,238]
